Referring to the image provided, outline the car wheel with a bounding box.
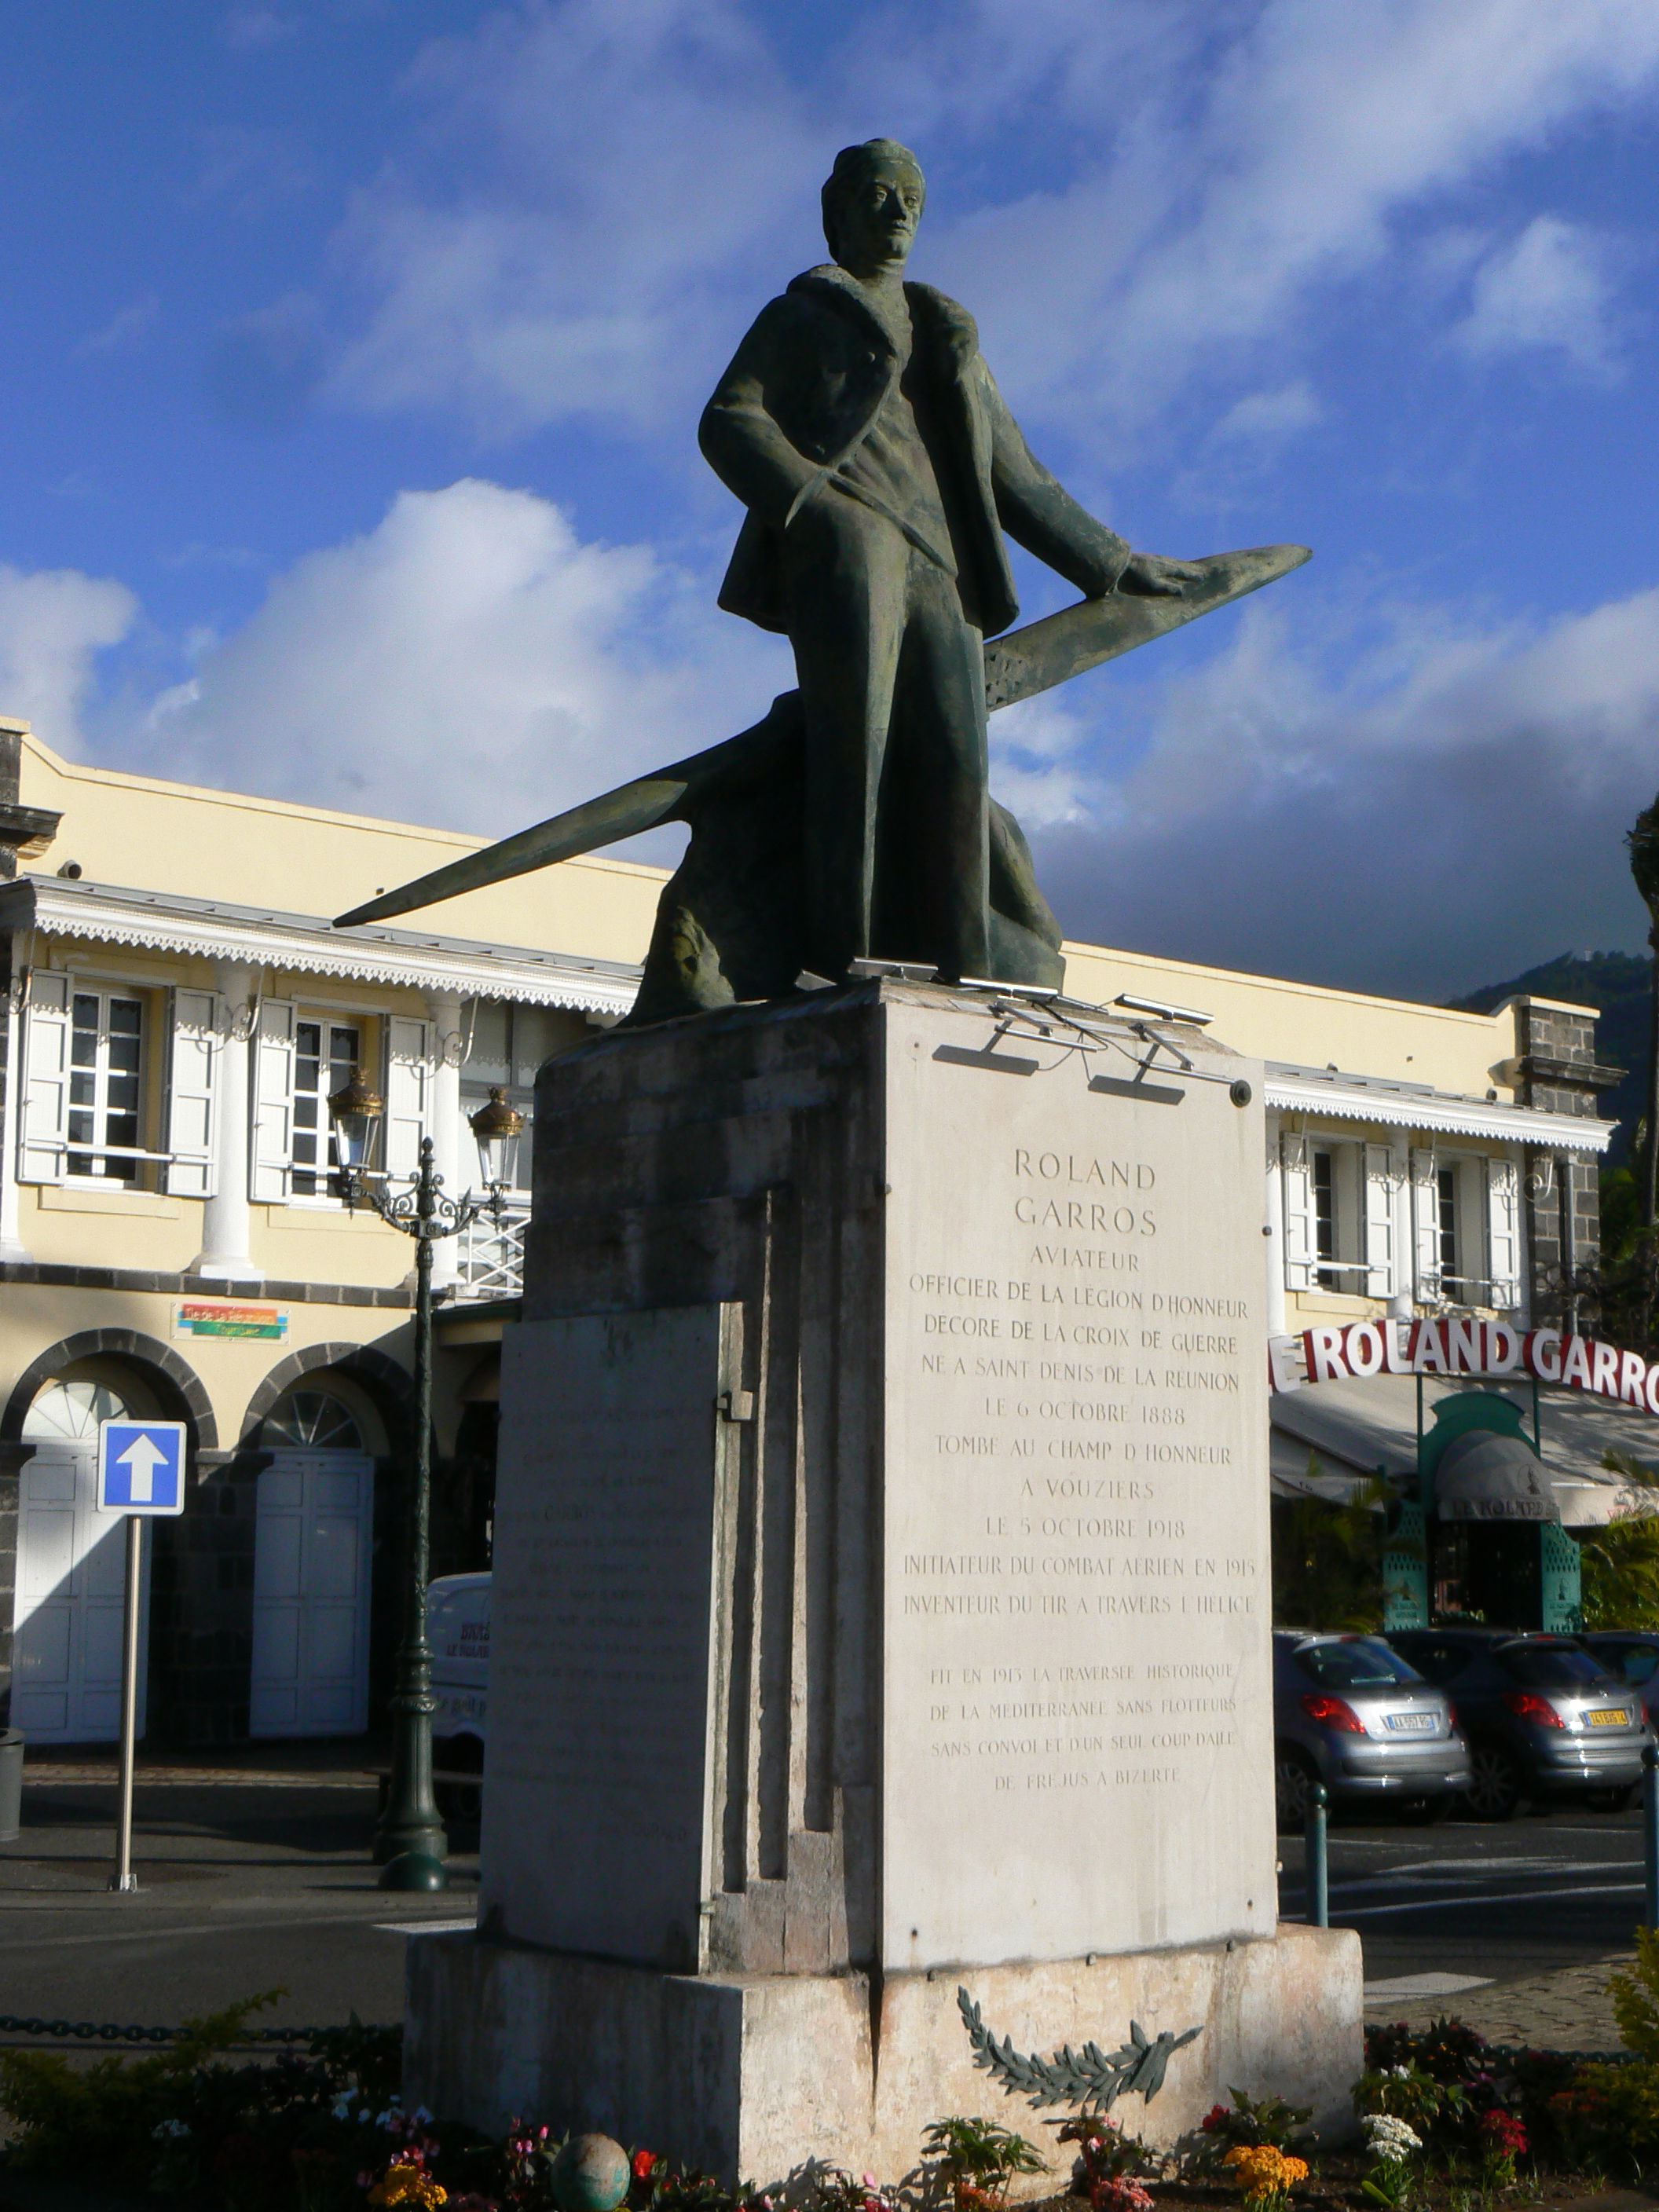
[1275,1745,1319,1831]
[1399,1791,1455,1826]
[1585,1784,1635,1813]
[1466,1745,1526,1821]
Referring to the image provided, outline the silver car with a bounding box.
[1388,1628,1649,1818]
[1274,1630,1471,1829]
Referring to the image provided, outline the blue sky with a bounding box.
[5,1,1659,1002]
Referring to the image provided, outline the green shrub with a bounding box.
[1186,2087,1316,2177]
[0,1994,415,2208]
[0,1990,287,2188]
[920,2116,1046,2210]
[1610,1928,1659,2058]
[1580,1458,1659,1630]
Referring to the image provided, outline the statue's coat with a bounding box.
[700,268,1135,641]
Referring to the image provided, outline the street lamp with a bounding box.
[327,1071,526,1890]
[468,1085,526,1189]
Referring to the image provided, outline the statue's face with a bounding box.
[833,156,925,274]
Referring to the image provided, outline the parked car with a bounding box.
[1386,1628,1648,1819]
[427,1571,490,1793]
[1273,1630,1470,1829]
[1579,1632,1659,1729]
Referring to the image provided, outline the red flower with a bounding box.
[632,2150,657,2183]
[1478,2111,1527,2154]
[1201,2106,1229,2133]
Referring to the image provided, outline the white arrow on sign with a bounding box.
[117,1433,169,1503]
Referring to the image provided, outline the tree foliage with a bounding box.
[1538,1224,1659,1356]
[1628,797,1659,916]
[1271,1463,1393,1631]
[1578,1449,1659,1630]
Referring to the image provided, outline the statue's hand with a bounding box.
[1116,552,1202,598]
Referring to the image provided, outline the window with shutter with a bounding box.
[250,1000,296,1203]
[1437,1164,1467,1300]
[65,991,145,1182]
[1485,1155,1521,1310]
[19,971,71,1184]
[1364,1144,1396,1297]
[291,1019,359,1197]
[383,1016,432,1181]
[1280,1134,1314,1290]
[165,988,220,1198]
[1409,1148,1441,1302]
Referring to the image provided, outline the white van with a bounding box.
[427,1571,489,1768]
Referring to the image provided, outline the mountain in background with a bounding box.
[1450,950,1645,1165]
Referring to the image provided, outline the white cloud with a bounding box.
[1208,381,1323,451]
[990,692,1097,828]
[73,293,161,358]
[222,7,295,51]
[316,0,1659,446]
[1031,581,1659,999]
[136,478,784,833]
[1452,214,1621,372]
[935,0,1659,434]
[328,0,824,436]
[0,566,137,755]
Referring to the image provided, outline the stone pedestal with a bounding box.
[407,1928,1359,2182]
[407,981,1362,2182]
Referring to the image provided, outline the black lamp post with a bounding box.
[328,1074,525,1890]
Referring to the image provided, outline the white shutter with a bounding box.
[1280,1135,1314,1290]
[165,988,220,1198]
[1364,1144,1396,1297]
[1410,1148,1440,1302]
[250,999,295,1203]
[19,970,71,1184]
[1485,1155,1520,1310]
[383,1017,432,1182]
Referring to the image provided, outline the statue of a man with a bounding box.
[700,137,1197,984]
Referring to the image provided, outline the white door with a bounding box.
[14,1443,150,1743]
[249,1452,374,1736]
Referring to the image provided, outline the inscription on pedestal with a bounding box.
[883,1004,1274,1968]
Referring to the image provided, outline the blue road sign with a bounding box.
[97,1420,188,1515]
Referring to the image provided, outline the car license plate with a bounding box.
[1384,1711,1436,1733]
[1588,1707,1632,1727]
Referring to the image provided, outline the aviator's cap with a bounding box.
[824,137,925,194]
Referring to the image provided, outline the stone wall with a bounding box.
[1509,995,1619,1304]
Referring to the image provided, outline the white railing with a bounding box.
[452,1198,529,1302]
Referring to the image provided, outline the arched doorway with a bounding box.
[248,1381,375,1738]
[14,1371,157,1742]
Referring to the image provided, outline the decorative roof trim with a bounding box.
[1265,1069,1612,1152]
[2,878,640,1013]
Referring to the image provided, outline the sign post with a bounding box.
[96,1420,187,1893]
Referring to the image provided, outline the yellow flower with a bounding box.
[367,2155,449,2208]
[1221,2145,1309,2203]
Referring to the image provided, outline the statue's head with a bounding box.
[822,138,925,276]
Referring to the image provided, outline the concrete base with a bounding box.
[406,1922,1362,2190]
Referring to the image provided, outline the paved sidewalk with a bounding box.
[19,1738,383,1788]
[1369,1954,1635,2051]
[0,1745,475,2040]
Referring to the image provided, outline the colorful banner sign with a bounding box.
[173,1299,289,1342]
[1269,1316,1659,1415]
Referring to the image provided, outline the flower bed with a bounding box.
[7,1943,1659,2212]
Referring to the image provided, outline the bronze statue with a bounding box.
[699,138,1197,987]
[337,141,1309,1020]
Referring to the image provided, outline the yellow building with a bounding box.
[0,715,1615,1745]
